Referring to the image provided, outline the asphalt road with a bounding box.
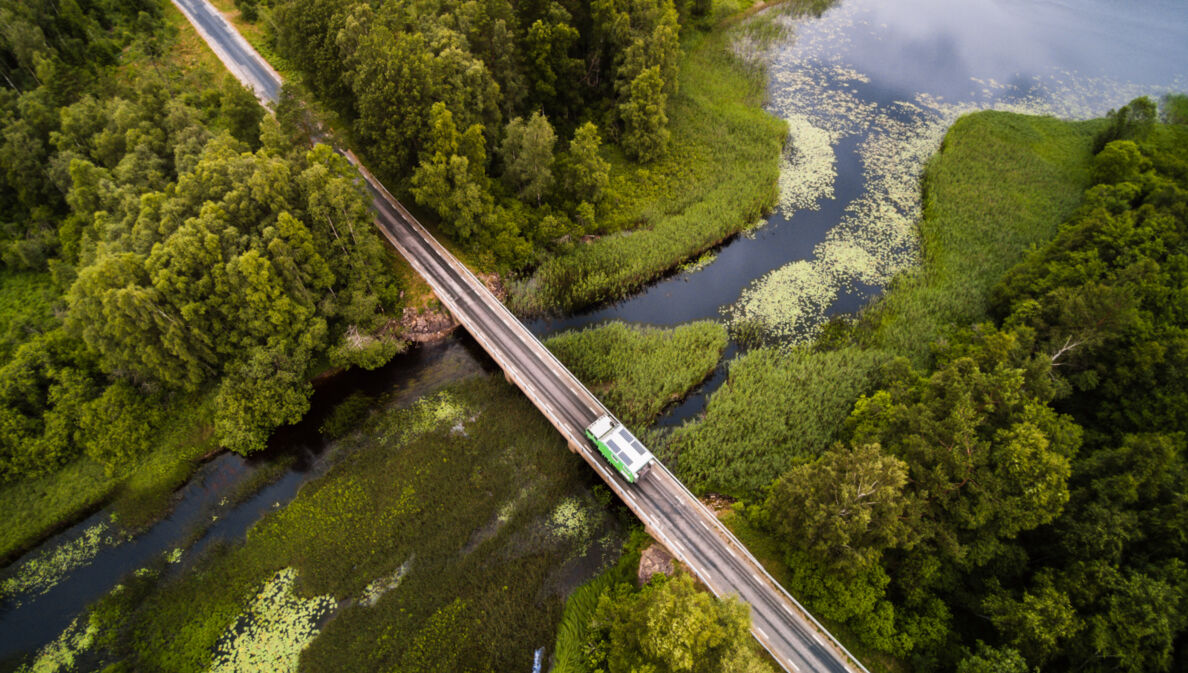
[174,3,866,671]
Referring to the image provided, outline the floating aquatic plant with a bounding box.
[549,497,594,545]
[15,615,97,673]
[208,568,336,673]
[1,522,116,608]
[776,113,837,216]
[377,391,469,447]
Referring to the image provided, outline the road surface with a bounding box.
[171,2,868,671]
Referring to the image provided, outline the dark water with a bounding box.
[0,336,492,664]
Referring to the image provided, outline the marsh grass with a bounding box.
[663,345,889,498]
[545,321,728,428]
[658,109,1107,670]
[858,111,1106,363]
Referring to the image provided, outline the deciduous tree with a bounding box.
[766,442,913,572]
[500,111,556,204]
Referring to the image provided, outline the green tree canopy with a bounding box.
[588,573,774,673]
[500,111,557,204]
[765,443,913,572]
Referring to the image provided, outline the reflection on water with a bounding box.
[734,0,1186,341]
[0,336,491,664]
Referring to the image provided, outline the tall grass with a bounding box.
[509,25,786,314]
[664,345,889,498]
[545,321,728,428]
[859,111,1106,363]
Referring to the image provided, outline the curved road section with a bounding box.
[171,2,868,671]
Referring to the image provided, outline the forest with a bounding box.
[270,0,692,268]
[0,0,404,517]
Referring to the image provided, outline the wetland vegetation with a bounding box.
[663,101,1188,672]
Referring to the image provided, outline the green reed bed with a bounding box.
[546,321,728,428]
[860,111,1105,362]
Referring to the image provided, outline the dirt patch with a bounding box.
[400,306,460,343]
[701,493,736,517]
[477,272,509,302]
[637,543,676,586]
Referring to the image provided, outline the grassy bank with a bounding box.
[507,7,788,314]
[861,111,1106,362]
[546,321,728,428]
[0,398,217,565]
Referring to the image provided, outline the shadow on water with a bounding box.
[0,335,493,663]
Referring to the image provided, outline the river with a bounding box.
[4,0,1187,665]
